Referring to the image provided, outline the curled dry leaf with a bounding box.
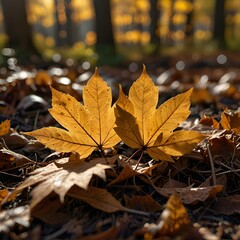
[114,66,205,161]
[0,119,10,136]
[221,110,240,134]
[16,157,112,206]
[24,69,121,159]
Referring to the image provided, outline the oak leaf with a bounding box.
[24,69,121,159]
[114,67,205,161]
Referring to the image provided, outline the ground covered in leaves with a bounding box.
[0,51,240,240]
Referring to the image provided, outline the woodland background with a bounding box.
[1,1,240,240]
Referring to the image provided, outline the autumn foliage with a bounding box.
[2,65,240,239]
[24,66,204,161]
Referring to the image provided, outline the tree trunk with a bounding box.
[150,0,160,52]
[1,0,36,51]
[213,0,225,47]
[93,0,115,53]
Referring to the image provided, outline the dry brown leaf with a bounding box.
[109,160,158,185]
[24,69,121,159]
[67,186,126,213]
[127,194,162,212]
[207,135,235,162]
[199,116,220,129]
[0,148,31,170]
[214,195,240,215]
[114,66,205,161]
[16,157,112,207]
[221,110,240,134]
[153,184,223,204]
[1,130,30,149]
[31,192,70,224]
[0,119,10,136]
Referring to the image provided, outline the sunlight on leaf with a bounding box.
[24,69,121,159]
[114,66,205,161]
[17,157,112,206]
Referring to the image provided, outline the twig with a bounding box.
[124,207,151,217]
[206,141,216,186]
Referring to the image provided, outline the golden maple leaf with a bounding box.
[24,69,121,159]
[114,66,205,161]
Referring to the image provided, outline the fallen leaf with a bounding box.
[31,192,70,224]
[114,66,205,161]
[221,110,240,134]
[0,148,31,170]
[24,69,121,159]
[199,116,220,129]
[153,182,223,204]
[67,186,126,213]
[138,193,191,237]
[1,130,30,149]
[214,195,240,215]
[156,192,191,235]
[109,160,158,185]
[16,157,112,206]
[0,119,10,136]
[127,194,162,212]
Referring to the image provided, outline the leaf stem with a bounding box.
[99,146,107,161]
[127,148,142,162]
[134,150,144,170]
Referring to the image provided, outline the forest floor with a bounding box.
[0,51,240,240]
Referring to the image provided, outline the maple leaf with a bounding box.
[16,157,112,206]
[114,66,205,161]
[24,69,121,159]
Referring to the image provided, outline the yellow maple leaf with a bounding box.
[114,66,205,161]
[24,69,121,159]
[0,119,11,136]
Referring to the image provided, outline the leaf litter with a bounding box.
[1,64,240,239]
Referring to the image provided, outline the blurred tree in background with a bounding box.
[0,0,240,65]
